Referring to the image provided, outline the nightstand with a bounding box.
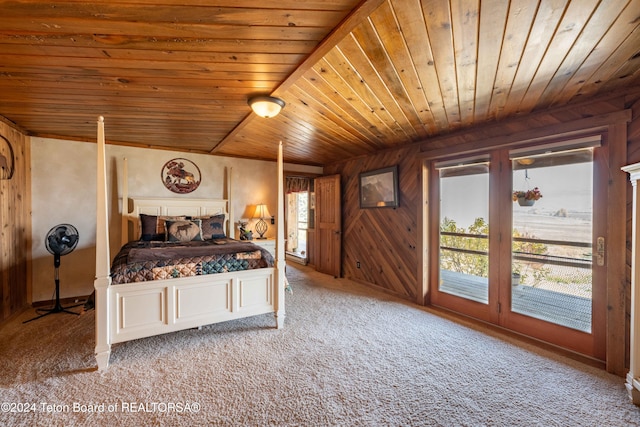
[252,238,276,257]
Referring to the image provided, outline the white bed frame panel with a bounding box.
[94,116,286,369]
[111,268,275,344]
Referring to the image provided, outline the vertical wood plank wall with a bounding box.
[326,88,640,373]
[0,121,30,322]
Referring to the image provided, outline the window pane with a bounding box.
[439,165,489,304]
[511,150,593,332]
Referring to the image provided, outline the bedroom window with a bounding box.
[437,158,490,304]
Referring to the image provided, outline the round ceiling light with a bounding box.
[248,96,286,118]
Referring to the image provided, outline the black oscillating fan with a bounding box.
[24,224,82,323]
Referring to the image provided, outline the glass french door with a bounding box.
[510,149,594,332]
[433,158,493,322]
[430,140,606,359]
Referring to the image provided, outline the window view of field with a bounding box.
[511,162,592,296]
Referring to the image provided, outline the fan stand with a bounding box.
[23,253,83,324]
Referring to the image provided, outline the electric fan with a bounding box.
[24,224,82,323]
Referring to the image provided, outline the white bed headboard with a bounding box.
[122,197,229,244]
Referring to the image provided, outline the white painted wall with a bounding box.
[30,136,321,302]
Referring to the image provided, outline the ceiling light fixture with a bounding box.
[516,158,535,166]
[248,96,285,118]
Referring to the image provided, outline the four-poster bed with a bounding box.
[94,116,286,370]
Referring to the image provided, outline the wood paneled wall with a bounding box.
[0,120,30,322]
[327,88,640,374]
[324,145,420,300]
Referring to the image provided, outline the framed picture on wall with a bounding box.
[359,165,399,208]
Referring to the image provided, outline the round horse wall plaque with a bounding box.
[161,158,201,194]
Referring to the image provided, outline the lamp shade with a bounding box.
[253,204,272,219]
[248,96,285,118]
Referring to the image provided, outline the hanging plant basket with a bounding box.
[512,187,542,206]
[517,197,535,207]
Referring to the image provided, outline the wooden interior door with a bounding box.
[315,174,341,277]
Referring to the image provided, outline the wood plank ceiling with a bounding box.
[1,0,639,166]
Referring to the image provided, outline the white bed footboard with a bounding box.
[110,268,275,343]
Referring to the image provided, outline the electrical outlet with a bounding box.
[356,261,360,268]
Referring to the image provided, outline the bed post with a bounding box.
[94,116,112,370]
[275,140,285,328]
[121,157,129,247]
[227,167,234,238]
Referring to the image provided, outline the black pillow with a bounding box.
[139,214,163,241]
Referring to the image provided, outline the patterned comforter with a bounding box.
[111,238,274,285]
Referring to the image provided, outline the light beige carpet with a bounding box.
[1,264,639,426]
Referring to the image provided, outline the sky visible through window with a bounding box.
[440,162,592,242]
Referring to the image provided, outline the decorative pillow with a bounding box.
[140,214,163,241]
[165,219,203,242]
[199,214,226,240]
[139,214,185,241]
[157,215,185,238]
